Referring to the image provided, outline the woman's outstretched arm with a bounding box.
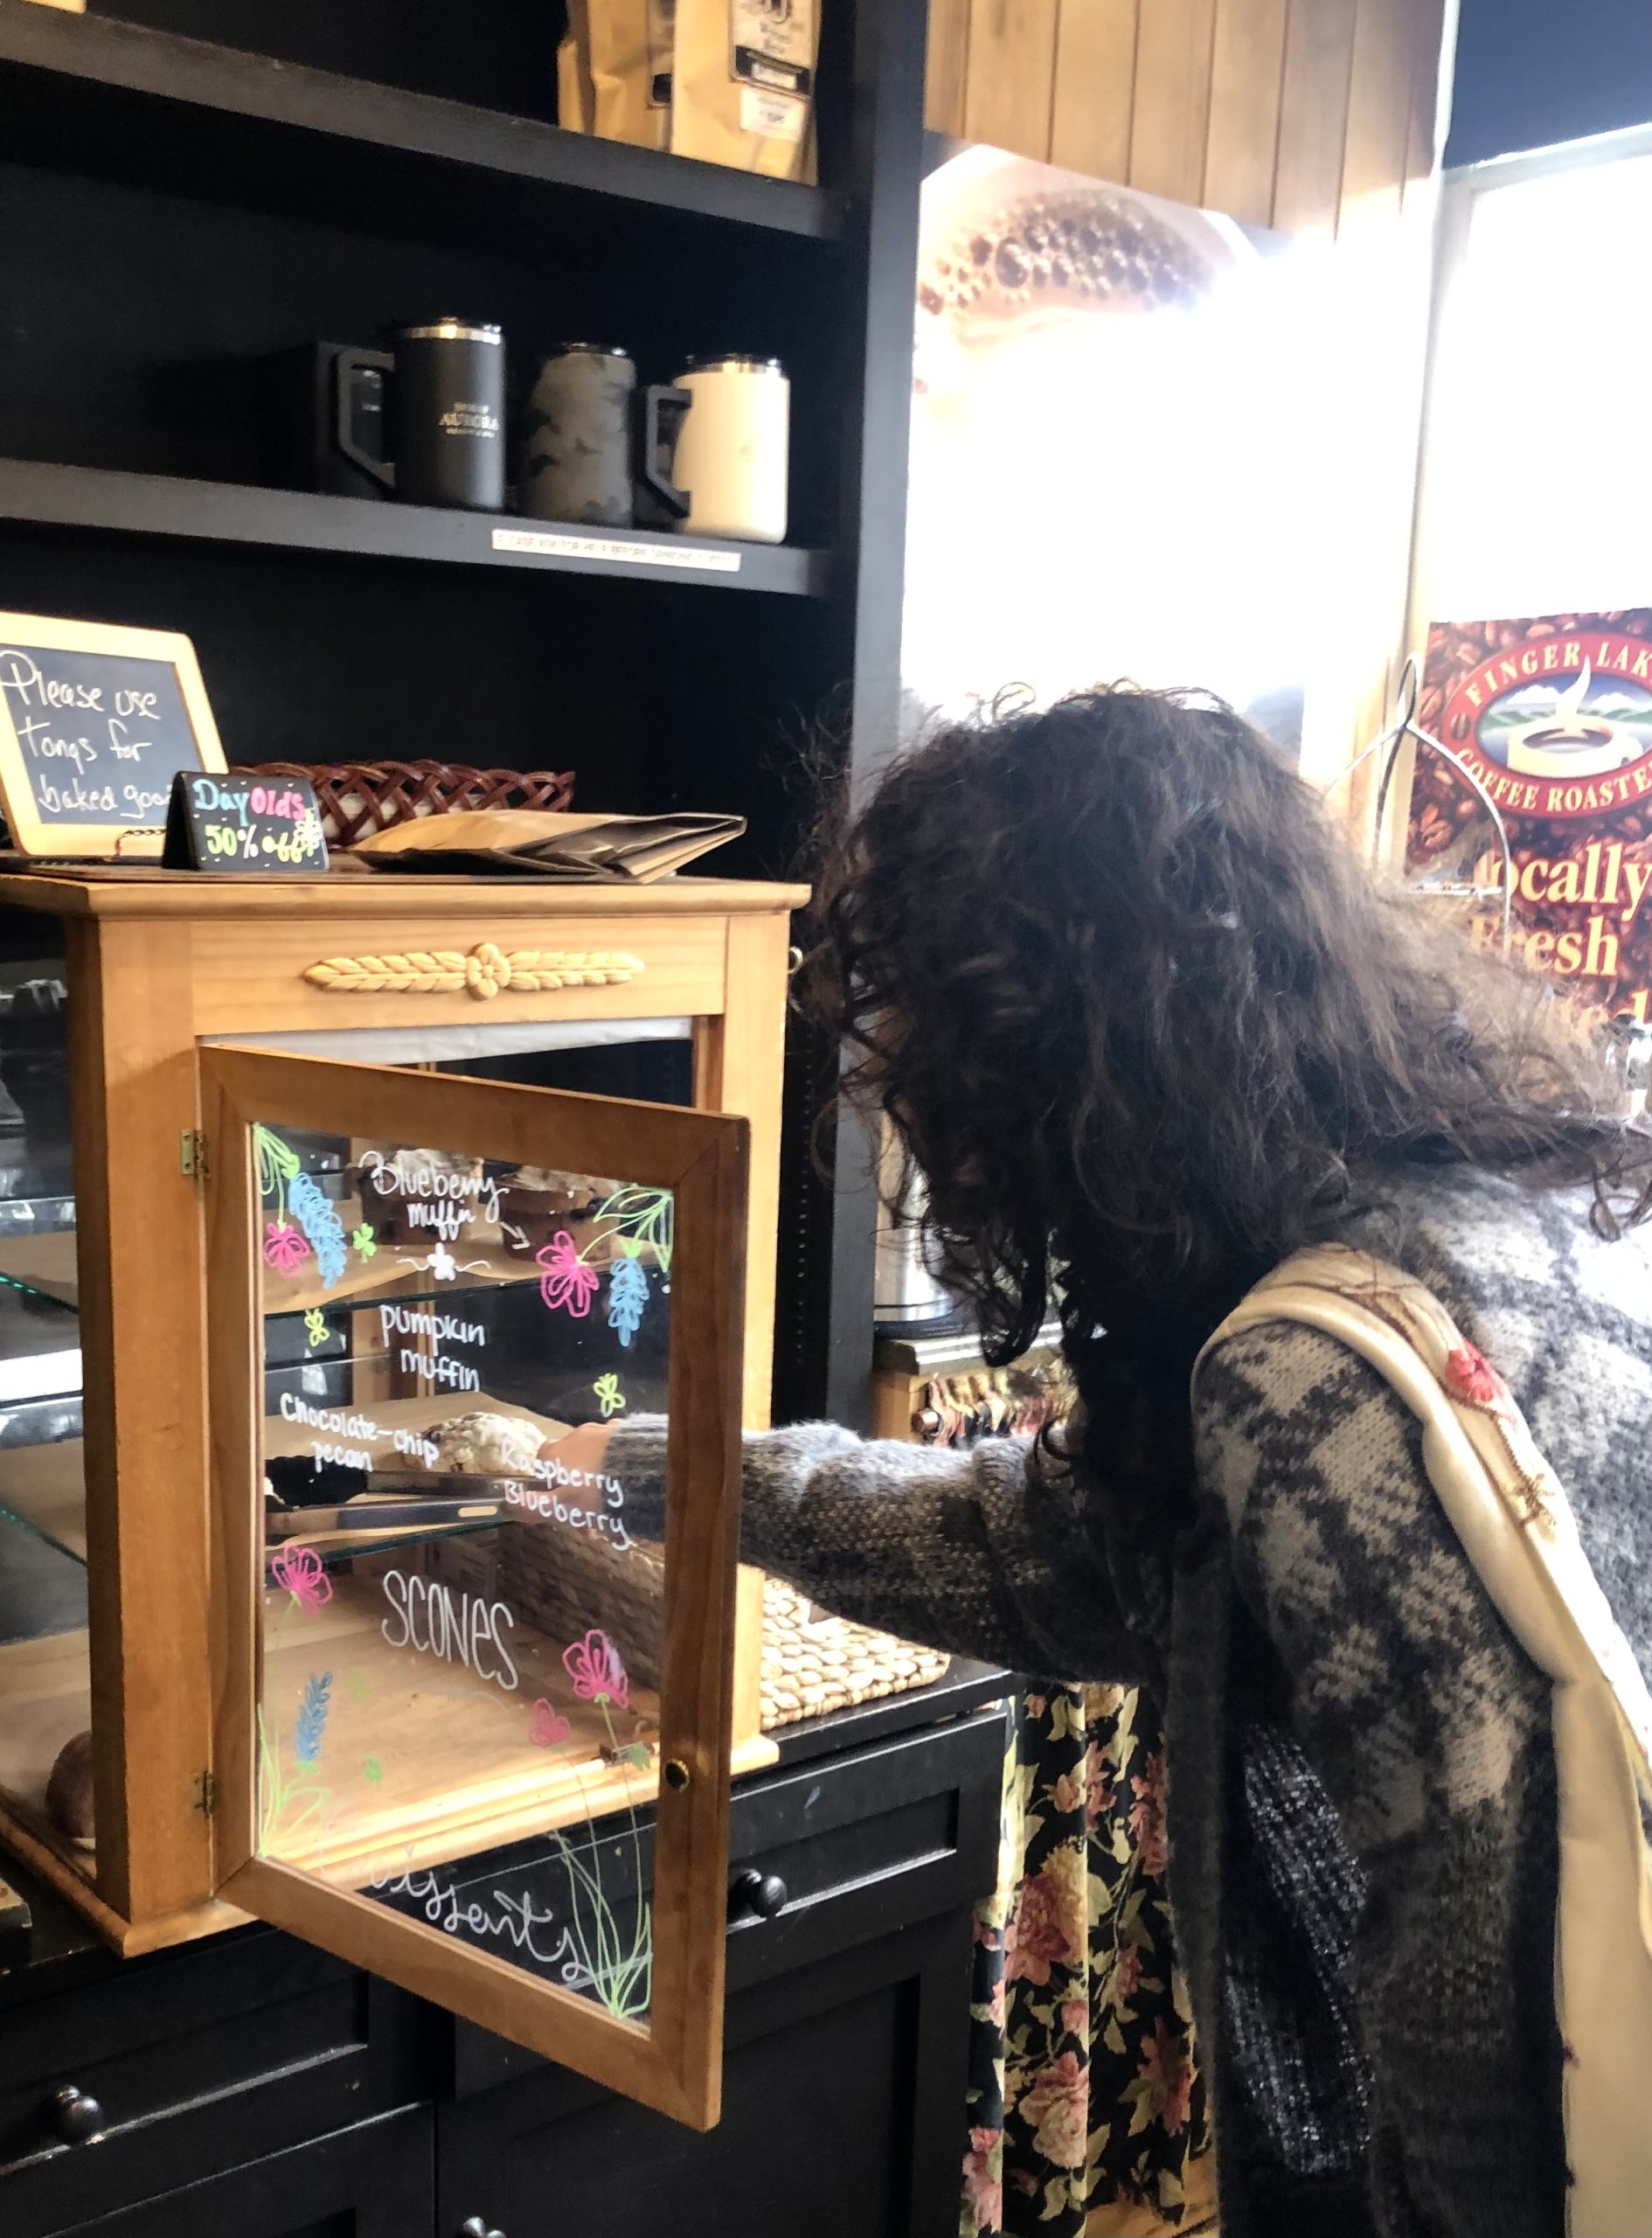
[553,1414,1142,1682]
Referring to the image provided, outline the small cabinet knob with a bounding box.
[457,2221,504,2238]
[48,2085,104,2144]
[729,1866,788,1922]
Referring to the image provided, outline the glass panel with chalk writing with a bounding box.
[253,1122,675,2025]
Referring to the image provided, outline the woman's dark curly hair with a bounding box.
[806,685,1652,1407]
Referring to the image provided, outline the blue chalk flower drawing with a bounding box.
[607,1251,649,1348]
[294,1671,333,1765]
[288,1173,348,1289]
[255,1126,348,1291]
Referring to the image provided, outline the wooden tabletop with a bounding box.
[0,867,812,921]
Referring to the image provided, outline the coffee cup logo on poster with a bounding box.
[333,320,507,512]
[670,356,789,545]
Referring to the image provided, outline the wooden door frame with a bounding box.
[201,1043,748,2129]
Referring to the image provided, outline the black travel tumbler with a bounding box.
[334,319,506,511]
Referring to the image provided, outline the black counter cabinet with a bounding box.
[0,1670,1012,2238]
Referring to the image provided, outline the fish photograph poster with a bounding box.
[1410,609,1652,1025]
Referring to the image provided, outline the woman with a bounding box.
[567,685,1652,2235]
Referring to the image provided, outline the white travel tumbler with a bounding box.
[671,356,789,544]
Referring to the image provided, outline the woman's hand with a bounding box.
[540,1419,614,1512]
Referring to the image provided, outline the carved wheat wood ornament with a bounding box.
[302,942,645,998]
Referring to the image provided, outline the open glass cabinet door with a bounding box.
[198,1045,747,2130]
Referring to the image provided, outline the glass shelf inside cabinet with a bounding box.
[0,960,89,1857]
[0,1491,87,1858]
[253,1122,676,2020]
[0,965,76,1315]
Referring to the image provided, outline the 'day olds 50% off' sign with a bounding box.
[163,770,329,874]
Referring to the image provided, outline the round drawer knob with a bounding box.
[48,2085,104,2144]
[457,2221,504,2238]
[729,1867,789,1922]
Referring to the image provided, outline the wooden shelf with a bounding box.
[0,0,838,247]
[0,458,830,598]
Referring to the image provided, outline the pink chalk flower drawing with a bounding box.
[268,1542,333,1612]
[529,1699,573,1748]
[262,1219,310,1276]
[537,1230,601,1318]
[563,1629,629,1711]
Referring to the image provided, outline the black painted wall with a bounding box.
[1448,0,1652,166]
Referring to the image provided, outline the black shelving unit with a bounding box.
[0,457,831,595]
[0,0,925,1428]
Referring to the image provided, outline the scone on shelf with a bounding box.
[422,1409,551,1478]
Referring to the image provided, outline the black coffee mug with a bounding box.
[335,319,506,511]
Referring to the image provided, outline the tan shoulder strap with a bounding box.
[1198,1241,1652,1790]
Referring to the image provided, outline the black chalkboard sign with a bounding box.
[163,770,329,875]
[0,612,226,858]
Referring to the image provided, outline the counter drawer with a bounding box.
[0,1937,431,2238]
[45,2105,432,2238]
[722,1703,1009,1982]
[451,1703,1008,2098]
[438,1914,978,2238]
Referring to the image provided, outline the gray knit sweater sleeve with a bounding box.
[604,1415,1142,1680]
[1194,1321,1565,2238]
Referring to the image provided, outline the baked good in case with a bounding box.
[45,1728,96,1845]
[425,1409,547,1477]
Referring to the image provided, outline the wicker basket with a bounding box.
[228,761,576,847]
[471,1521,950,1727]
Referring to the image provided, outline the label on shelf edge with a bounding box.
[491,527,742,574]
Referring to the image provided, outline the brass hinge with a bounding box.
[191,1769,219,1818]
[180,1128,208,1180]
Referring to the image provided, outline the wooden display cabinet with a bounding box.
[0,865,805,2129]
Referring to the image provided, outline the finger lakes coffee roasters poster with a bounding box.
[1410,610,1652,1025]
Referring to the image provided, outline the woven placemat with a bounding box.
[760,1578,950,1729]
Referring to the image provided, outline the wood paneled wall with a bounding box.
[925,0,1451,236]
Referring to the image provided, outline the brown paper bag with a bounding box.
[671,0,816,182]
[347,809,746,881]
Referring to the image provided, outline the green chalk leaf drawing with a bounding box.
[256,1704,330,1852]
[254,1122,302,1206]
[303,1308,329,1350]
[588,1185,673,1274]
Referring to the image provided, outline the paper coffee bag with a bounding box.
[557,0,594,133]
[574,0,673,149]
[671,0,817,183]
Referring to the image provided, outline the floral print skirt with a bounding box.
[961,1684,1218,2237]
